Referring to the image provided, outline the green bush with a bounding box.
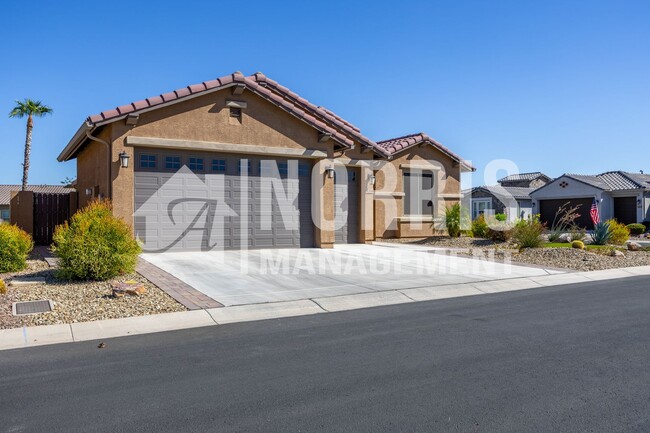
[488,222,514,242]
[471,214,489,238]
[590,221,612,245]
[52,200,141,281]
[607,219,630,245]
[513,216,544,248]
[0,223,34,273]
[494,213,507,222]
[445,203,468,238]
[627,223,646,236]
[571,240,585,250]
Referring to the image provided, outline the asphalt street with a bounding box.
[1,276,649,432]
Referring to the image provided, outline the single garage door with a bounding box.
[614,197,637,225]
[539,198,594,229]
[334,167,360,244]
[134,151,314,251]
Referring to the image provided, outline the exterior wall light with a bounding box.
[119,151,130,168]
[369,174,377,185]
[85,188,93,196]
[325,167,335,179]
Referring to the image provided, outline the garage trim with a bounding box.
[126,136,328,159]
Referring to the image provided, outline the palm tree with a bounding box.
[9,99,53,190]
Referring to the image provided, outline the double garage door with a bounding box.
[134,152,314,251]
[538,198,594,229]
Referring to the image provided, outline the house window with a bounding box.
[298,163,310,177]
[139,154,156,169]
[0,209,9,221]
[188,157,204,171]
[403,170,434,216]
[277,162,288,177]
[472,199,492,219]
[165,156,181,170]
[211,159,226,172]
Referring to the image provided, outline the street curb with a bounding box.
[1,265,649,351]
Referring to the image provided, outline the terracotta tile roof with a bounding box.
[0,185,75,206]
[376,132,474,170]
[63,71,471,167]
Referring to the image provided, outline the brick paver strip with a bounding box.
[136,258,223,310]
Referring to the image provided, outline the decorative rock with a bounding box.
[628,242,641,252]
[611,250,625,258]
[112,281,147,297]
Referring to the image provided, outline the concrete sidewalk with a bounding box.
[1,265,649,351]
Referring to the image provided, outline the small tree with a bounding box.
[9,99,53,190]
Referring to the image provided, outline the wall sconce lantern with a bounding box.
[638,198,642,207]
[119,151,130,168]
[325,167,335,179]
[369,174,377,186]
[85,188,93,196]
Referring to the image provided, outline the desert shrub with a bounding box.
[445,204,469,238]
[488,222,515,242]
[590,221,612,245]
[494,213,507,222]
[471,214,489,238]
[567,224,586,242]
[627,223,646,236]
[0,279,6,295]
[52,200,141,281]
[607,219,630,245]
[513,216,544,248]
[571,240,585,250]
[0,223,34,273]
[547,202,582,242]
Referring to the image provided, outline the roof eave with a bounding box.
[57,121,94,162]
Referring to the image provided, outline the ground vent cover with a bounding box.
[12,300,54,316]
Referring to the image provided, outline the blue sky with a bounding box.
[0,0,648,187]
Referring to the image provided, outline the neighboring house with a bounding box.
[530,171,650,229]
[57,71,473,251]
[498,172,551,189]
[0,185,75,223]
[466,172,550,221]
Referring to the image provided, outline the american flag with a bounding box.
[590,198,600,225]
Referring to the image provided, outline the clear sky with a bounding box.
[0,0,648,187]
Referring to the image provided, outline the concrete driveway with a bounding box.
[141,244,560,306]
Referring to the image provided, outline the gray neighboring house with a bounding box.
[0,185,75,223]
[530,171,650,229]
[467,172,550,221]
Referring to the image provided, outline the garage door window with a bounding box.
[238,160,253,175]
[211,159,226,172]
[188,157,204,171]
[165,156,181,170]
[139,154,157,169]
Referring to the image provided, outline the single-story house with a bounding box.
[0,185,75,223]
[466,172,550,221]
[58,71,473,251]
[530,171,650,229]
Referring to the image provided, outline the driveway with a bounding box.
[141,244,560,306]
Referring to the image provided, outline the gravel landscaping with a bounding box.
[0,254,186,330]
[383,236,650,271]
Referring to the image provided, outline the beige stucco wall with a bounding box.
[374,145,461,239]
[74,86,463,246]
